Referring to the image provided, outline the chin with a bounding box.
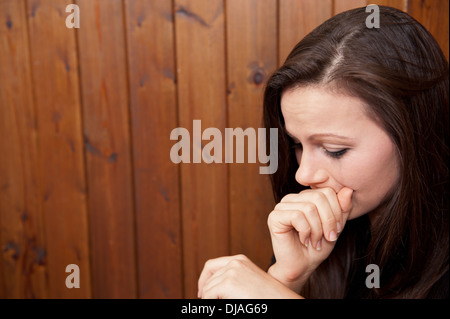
[347,207,368,221]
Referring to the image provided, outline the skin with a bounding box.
[198,85,401,299]
[282,85,400,223]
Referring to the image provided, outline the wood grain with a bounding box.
[0,0,47,298]
[370,0,407,11]
[333,0,366,14]
[76,0,137,298]
[408,0,449,61]
[226,0,277,273]
[279,0,333,65]
[124,0,183,298]
[26,0,91,298]
[174,0,229,298]
[0,0,447,299]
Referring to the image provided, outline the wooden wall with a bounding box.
[0,0,448,299]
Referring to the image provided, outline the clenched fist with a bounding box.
[267,187,353,292]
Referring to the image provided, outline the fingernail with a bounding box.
[316,239,322,251]
[305,237,310,247]
[337,222,342,233]
[329,231,337,241]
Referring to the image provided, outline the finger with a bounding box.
[279,193,299,203]
[337,187,354,226]
[297,203,323,249]
[315,187,343,233]
[198,256,240,298]
[302,190,339,243]
[268,209,312,247]
[271,204,323,250]
[201,280,223,299]
[277,191,337,245]
[201,256,251,299]
[201,267,229,299]
[290,211,312,247]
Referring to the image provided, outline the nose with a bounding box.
[295,149,329,187]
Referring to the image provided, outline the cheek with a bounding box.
[336,146,400,219]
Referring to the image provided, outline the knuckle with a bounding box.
[291,210,306,224]
[322,187,336,197]
[290,210,302,219]
[274,203,284,210]
[204,259,214,269]
[228,258,244,268]
[280,194,296,203]
[226,267,239,278]
[267,210,278,225]
[303,203,317,216]
[312,191,326,202]
[299,224,311,235]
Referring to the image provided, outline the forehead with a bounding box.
[280,86,370,135]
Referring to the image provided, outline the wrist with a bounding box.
[267,263,312,293]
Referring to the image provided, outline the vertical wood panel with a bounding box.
[408,0,449,61]
[174,0,229,298]
[333,0,366,14]
[226,0,277,272]
[0,0,447,299]
[26,0,91,298]
[0,0,47,298]
[76,0,136,298]
[124,0,183,298]
[279,0,333,65]
[370,0,407,11]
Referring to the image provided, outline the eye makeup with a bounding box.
[323,148,348,159]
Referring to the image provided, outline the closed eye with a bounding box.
[324,148,348,159]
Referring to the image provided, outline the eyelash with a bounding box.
[324,148,348,159]
[290,142,348,159]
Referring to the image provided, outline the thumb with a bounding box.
[337,187,353,216]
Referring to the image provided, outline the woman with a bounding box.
[197,6,448,298]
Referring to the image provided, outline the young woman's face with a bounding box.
[281,86,400,220]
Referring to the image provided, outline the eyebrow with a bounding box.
[284,128,354,143]
[308,133,355,142]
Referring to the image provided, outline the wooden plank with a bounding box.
[26,0,91,298]
[174,0,229,298]
[76,0,137,298]
[0,0,47,298]
[370,0,407,11]
[226,0,277,273]
[279,0,333,65]
[124,0,183,298]
[408,0,449,61]
[333,0,366,14]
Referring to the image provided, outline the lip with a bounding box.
[309,186,339,193]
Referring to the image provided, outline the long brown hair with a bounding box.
[263,6,448,298]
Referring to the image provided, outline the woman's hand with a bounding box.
[197,254,303,299]
[267,187,353,291]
